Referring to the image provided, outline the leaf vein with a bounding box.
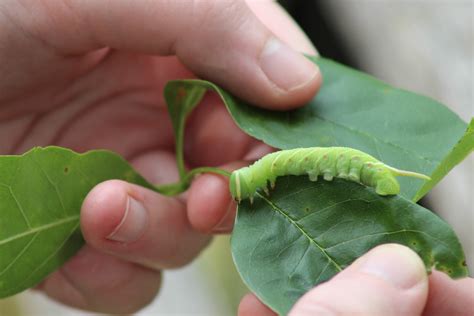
[0,216,79,246]
[314,261,331,284]
[31,152,67,216]
[9,186,32,229]
[276,234,304,259]
[1,159,32,228]
[247,211,276,272]
[324,229,456,257]
[15,222,80,293]
[0,232,39,277]
[288,240,311,278]
[258,193,342,272]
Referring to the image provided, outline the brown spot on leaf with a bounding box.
[176,87,187,103]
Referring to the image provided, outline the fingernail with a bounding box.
[358,244,426,289]
[107,196,148,242]
[259,37,319,91]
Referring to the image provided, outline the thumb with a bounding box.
[290,244,429,316]
[26,0,321,109]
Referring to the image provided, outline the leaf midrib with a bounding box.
[0,216,79,246]
[257,193,343,272]
[259,191,460,271]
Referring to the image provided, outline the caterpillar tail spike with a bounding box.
[229,147,431,202]
[387,166,432,181]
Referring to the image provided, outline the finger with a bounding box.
[238,293,276,316]
[130,149,181,185]
[185,92,275,167]
[81,180,210,269]
[246,0,317,55]
[185,92,254,167]
[188,161,248,234]
[39,246,161,313]
[130,149,191,202]
[26,0,321,109]
[244,141,275,161]
[290,244,429,316]
[423,271,474,315]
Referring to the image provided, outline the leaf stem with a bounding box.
[175,118,187,180]
[186,167,231,179]
[154,166,230,196]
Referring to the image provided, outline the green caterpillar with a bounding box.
[229,147,430,202]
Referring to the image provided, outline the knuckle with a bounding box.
[191,0,248,31]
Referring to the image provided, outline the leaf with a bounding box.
[164,58,472,200]
[231,176,469,315]
[163,83,233,193]
[161,68,471,315]
[164,82,207,178]
[0,147,154,298]
[413,118,474,201]
[224,57,472,200]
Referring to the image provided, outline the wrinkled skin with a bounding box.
[0,1,319,312]
[0,1,471,314]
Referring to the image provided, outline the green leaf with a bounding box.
[164,58,472,200]
[224,57,471,200]
[164,82,207,179]
[413,118,474,201]
[231,176,468,315]
[160,67,471,315]
[0,147,154,298]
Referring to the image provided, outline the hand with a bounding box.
[239,244,474,316]
[0,0,321,313]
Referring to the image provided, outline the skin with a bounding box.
[238,244,474,316]
[0,0,319,312]
[0,0,471,314]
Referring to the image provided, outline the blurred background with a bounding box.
[1,0,472,315]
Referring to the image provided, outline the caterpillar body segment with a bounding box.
[229,147,430,202]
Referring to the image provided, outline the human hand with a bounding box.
[0,0,321,312]
[238,244,474,315]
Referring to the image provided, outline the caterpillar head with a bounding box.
[229,170,251,202]
[374,175,400,196]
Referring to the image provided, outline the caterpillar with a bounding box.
[229,147,430,203]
